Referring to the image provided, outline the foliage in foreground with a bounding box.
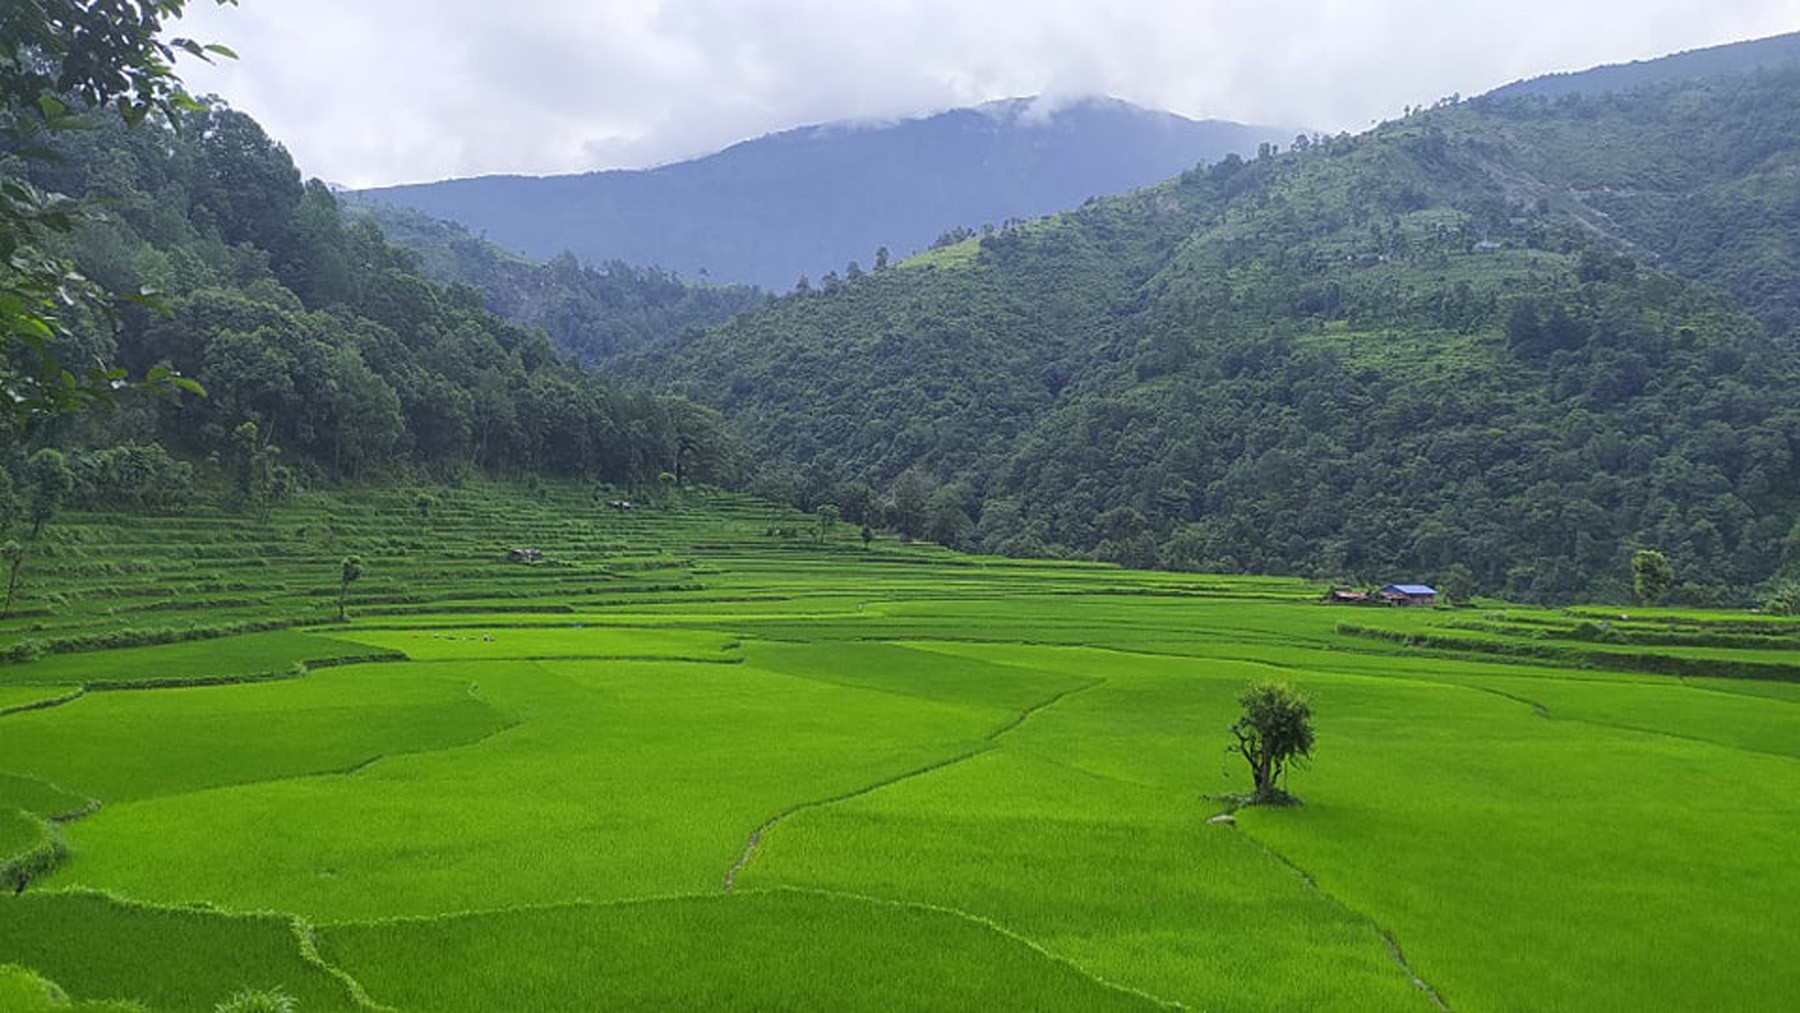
[0,0,225,434]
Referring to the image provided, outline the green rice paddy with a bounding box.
[1,483,1796,1009]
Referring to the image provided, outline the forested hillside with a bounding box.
[15,104,742,498]
[342,200,764,363]
[356,98,1292,290]
[619,63,1800,603]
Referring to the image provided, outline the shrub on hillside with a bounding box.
[214,987,297,1013]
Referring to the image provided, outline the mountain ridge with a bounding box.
[1486,29,1800,100]
[353,96,1294,289]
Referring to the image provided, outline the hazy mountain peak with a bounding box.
[355,99,1293,289]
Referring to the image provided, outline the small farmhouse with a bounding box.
[1381,584,1438,606]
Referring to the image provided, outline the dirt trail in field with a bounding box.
[1227,823,1451,1010]
[722,680,1101,893]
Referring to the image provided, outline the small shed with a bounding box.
[1324,589,1369,604]
[1381,584,1438,606]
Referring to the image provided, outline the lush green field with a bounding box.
[1,484,1796,1009]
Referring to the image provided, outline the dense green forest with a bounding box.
[618,65,1800,603]
[342,199,764,363]
[7,103,742,503]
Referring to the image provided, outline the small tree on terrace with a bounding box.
[1632,549,1674,606]
[1230,681,1315,803]
[814,503,839,544]
[337,554,362,622]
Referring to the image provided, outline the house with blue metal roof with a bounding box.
[1380,584,1438,606]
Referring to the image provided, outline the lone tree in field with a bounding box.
[1632,549,1674,605]
[1230,682,1315,803]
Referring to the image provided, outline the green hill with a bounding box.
[341,200,764,363]
[15,105,739,488]
[617,61,1800,603]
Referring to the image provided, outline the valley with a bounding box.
[4,8,1800,1010]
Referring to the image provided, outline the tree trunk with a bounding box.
[1,552,22,620]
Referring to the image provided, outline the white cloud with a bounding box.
[169,0,1800,188]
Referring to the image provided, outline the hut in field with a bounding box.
[1324,588,1370,604]
[1380,584,1438,606]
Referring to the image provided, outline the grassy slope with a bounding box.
[0,482,1796,1009]
[58,656,1008,920]
[0,631,394,688]
[0,892,359,1011]
[320,891,1161,1012]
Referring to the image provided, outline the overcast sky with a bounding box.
[168,1,1800,189]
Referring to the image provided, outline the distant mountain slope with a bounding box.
[344,200,764,363]
[1487,30,1800,99]
[354,98,1293,290]
[616,55,1800,604]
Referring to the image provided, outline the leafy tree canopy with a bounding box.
[1632,549,1675,605]
[0,0,231,436]
[1230,682,1315,803]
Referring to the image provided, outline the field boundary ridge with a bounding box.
[722,680,1103,893]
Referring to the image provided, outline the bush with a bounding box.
[214,987,298,1013]
[0,814,68,892]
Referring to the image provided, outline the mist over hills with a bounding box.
[353,98,1294,290]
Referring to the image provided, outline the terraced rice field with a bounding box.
[1,483,1796,1009]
